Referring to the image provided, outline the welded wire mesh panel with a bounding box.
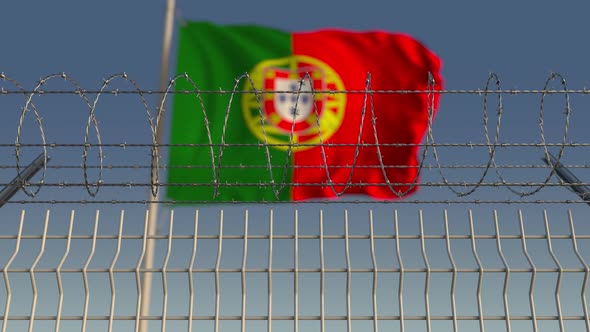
[1,208,590,332]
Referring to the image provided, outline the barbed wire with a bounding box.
[3,200,590,205]
[4,88,590,95]
[0,163,588,169]
[1,72,588,204]
[3,182,590,188]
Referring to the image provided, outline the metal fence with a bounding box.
[2,208,590,332]
[0,73,589,331]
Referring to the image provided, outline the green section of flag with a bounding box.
[167,22,293,202]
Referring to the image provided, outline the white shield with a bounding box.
[273,78,313,123]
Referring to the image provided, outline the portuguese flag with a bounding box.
[167,22,442,202]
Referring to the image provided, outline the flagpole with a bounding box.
[140,0,176,331]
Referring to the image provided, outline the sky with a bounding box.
[1,1,590,331]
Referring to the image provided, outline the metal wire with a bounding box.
[82,211,99,331]
[54,211,73,332]
[5,199,590,205]
[1,210,23,332]
[519,210,538,332]
[494,210,511,332]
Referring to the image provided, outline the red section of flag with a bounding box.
[291,30,442,200]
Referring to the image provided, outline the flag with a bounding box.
[167,22,442,202]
